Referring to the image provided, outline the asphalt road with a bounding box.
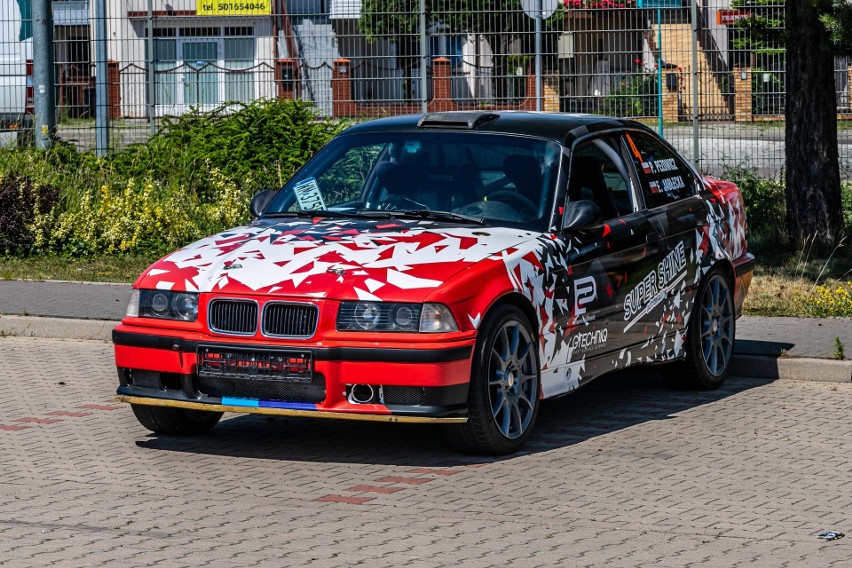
[1,336,850,567]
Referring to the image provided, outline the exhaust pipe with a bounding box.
[348,384,375,404]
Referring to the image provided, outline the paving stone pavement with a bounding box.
[1,336,850,567]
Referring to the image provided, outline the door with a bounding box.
[558,134,668,372]
[619,130,705,356]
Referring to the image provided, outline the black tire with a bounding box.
[131,404,222,435]
[663,268,735,390]
[443,304,540,455]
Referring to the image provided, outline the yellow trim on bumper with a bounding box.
[116,395,468,424]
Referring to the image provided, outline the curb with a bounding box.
[2,315,850,384]
[0,315,114,342]
[731,354,852,383]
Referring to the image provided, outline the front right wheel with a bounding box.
[444,304,540,455]
[131,404,222,435]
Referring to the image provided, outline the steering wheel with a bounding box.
[485,190,538,213]
[377,194,430,211]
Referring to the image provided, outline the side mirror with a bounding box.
[249,189,277,219]
[562,200,602,230]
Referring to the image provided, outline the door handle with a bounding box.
[646,231,660,243]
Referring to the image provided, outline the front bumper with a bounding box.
[113,325,474,423]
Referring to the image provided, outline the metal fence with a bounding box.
[2,0,851,178]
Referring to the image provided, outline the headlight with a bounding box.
[337,302,458,333]
[132,290,199,322]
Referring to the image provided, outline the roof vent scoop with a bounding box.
[417,112,499,130]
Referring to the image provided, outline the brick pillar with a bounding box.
[847,65,852,111]
[662,92,679,123]
[107,60,120,119]
[543,74,559,112]
[733,67,752,122]
[332,58,355,118]
[661,71,681,123]
[429,57,454,112]
[522,68,536,110]
[276,59,297,100]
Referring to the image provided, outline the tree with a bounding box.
[785,0,845,249]
[359,1,562,100]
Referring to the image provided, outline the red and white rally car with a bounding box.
[114,111,754,454]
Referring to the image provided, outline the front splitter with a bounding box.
[117,395,469,424]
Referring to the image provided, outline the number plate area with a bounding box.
[197,345,313,382]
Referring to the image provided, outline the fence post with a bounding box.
[94,0,109,155]
[733,67,752,122]
[419,0,428,114]
[32,0,56,149]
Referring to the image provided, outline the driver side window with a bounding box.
[567,138,633,223]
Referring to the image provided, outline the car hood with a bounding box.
[136,217,542,302]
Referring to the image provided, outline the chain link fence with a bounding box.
[2,0,851,178]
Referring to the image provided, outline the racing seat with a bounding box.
[502,154,544,208]
[567,156,620,221]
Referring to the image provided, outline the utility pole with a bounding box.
[32,0,56,149]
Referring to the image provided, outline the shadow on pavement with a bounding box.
[134,371,774,467]
[735,339,795,357]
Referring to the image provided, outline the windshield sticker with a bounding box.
[293,178,326,211]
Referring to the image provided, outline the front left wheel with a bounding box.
[444,305,541,455]
[131,404,222,435]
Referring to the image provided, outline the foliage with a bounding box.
[605,61,658,118]
[0,174,59,256]
[721,165,788,244]
[750,68,784,116]
[730,0,786,64]
[110,99,346,198]
[822,0,852,56]
[797,282,852,317]
[0,99,347,258]
[358,1,564,98]
[50,172,248,257]
[564,0,636,7]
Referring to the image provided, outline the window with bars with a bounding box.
[149,27,256,109]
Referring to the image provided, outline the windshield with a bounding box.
[263,131,562,231]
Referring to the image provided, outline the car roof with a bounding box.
[341,111,654,145]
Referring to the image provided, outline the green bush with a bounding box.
[51,171,248,257]
[0,99,347,258]
[722,165,787,244]
[110,98,347,198]
[0,174,59,256]
[605,67,658,118]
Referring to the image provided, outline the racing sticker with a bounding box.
[293,178,326,211]
[623,241,687,331]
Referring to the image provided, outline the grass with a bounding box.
[742,240,852,317]
[0,255,154,283]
